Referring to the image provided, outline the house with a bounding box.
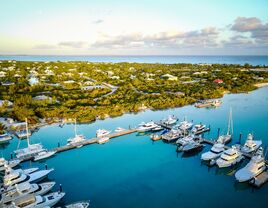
[0,100,13,108]
[33,95,53,103]
[213,79,224,84]
[0,71,6,77]
[81,85,106,90]
[161,74,178,81]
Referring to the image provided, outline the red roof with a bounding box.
[213,79,224,84]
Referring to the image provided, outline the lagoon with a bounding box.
[1,86,268,208]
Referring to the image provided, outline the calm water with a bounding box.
[1,86,268,208]
[0,55,268,66]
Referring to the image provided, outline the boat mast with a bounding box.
[74,118,77,136]
[227,108,233,135]
[25,118,30,146]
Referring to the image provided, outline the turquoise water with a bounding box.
[1,86,268,207]
[0,55,268,66]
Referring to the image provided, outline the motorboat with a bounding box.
[178,119,193,131]
[235,150,266,182]
[176,134,202,146]
[96,129,111,137]
[217,134,232,144]
[240,133,262,154]
[195,99,222,108]
[0,133,12,144]
[34,150,56,161]
[65,200,90,208]
[14,119,45,160]
[201,142,225,165]
[216,146,244,168]
[162,129,182,143]
[5,192,65,208]
[136,122,158,133]
[162,115,177,125]
[16,129,31,140]
[1,181,56,204]
[97,137,109,144]
[151,125,164,132]
[180,140,204,153]
[67,119,86,147]
[114,127,125,132]
[217,108,233,144]
[191,124,209,135]
[0,158,21,172]
[150,134,162,141]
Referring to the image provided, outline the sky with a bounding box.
[0,0,268,55]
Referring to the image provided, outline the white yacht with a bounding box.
[180,140,204,153]
[0,133,12,144]
[191,124,209,135]
[96,129,111,137]
[5,192,65,208]
[34,150,56,161]
[178,119,193,131]
[162,115,177,125]
[176,134,200,146]
[1,181,55,204]
[216,146,244,168]
[235,151,266,182]
[162,129,182,143]
[67,119,86,147]
[65,200,90,208]
[14,119,45,160]
[16,129,31,140]
[97,137,109,144]
[0,158,21,172]
[241,133,262,154]
[136,122,158,133]
[114,127,125,132]
[217,108,233,144]
[201,142,225,165]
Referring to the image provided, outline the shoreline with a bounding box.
[254,82,268,88]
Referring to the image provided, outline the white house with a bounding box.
[161,74,178,81]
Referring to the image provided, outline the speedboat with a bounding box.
[150,134,162,141]
[235,151,266,182]
[136,122,158,133]
[97,137,109,144]
[115,127,125,132]
[162,115,177,125]
[191,124,209,135]
[201,142,225,165]
[1,181,56,204]
[34,150,56,161]
[0,158,21,172]
[180,140,204,153]
[240,133,262,154]
[216,146,244,168]
[0,133,12,143]
[65,200,90,208]
[96,129,111,137]
[5,192,65,208]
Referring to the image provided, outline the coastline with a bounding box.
[254,82,268,88]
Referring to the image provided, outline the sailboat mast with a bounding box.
[25,118,30,146]
[227,108,233,135]
[74,118,77,136]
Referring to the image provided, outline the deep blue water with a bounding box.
[1,86,268,208]
[0,55,268,66]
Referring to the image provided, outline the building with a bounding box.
[161,74,178,81]
[213,79,224,84]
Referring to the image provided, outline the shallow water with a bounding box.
[1,86,268,208]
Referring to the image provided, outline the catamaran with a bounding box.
[240,133,262,154]
[217,108,233,144]
[216,146,244,168]
[14,119,45,161]
[67,119,86,147]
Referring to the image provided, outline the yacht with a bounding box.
[150,134,162,141]
[241,133,262,154]
[33,150,56,162]
[162,129,182,143]
[162,115,177,125]
[217,108,233,144]
[151,125,164,132]
[0,133,12,144]
[216,146,244,168]
[136,122,158,133]
[191,124,209,135]
[114,127,125,132]
[201,142,225,165]
[97,137,109,144]
[4,192,65,208]
[14,119,45,160]
[65,200,90,208]
[180,140,204,153]
[96,129,111,137]
[235,150,266,182]
[176,134,202,146]
[177,118,193,131]
[195,99,222,108]
[1,181,55,204]
[16,129,31,140]
[0,158,21,172]
[67,119,86,147]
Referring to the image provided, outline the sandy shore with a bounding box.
[254,82,268,88]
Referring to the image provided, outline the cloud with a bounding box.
[223,35,254,48]
[33,44,58,49]
[58,41,88,48]
[91,19,104,24]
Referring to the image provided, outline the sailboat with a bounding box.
[217,108,233,144]
[67,118,86,147]
[14,118,45,161]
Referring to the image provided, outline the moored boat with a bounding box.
[201,142,225,165]
[97,136,109,144]
[216,146,244,168]
[136,122,158,133]
[162,115,177,125]
[65,200,90,208]
[96,129,111,137]
[0,133,12,144]
[240,133,262,154]
[34,150,56,161]
[0,158,21,172]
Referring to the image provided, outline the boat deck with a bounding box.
[249,171,268,187]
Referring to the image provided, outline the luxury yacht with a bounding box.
[191,124,209,135]
[97,137,109,144]
[162,129,182,142]
[114,127,125,132]
[235,150,266,182]
[162,115,177,125]
[240,133,262,154]
[96,129,111,137]
[177,120,193,131]
[65,200,90,208]
[216,146,244,168]
[4,192,65,208]
[0,158,21,172]
[68,119,86,147]
[16,129,31,140]
[201,142,225,165]
[180,140,204,153]
[0,133,12,144]
[33,150,56,161]
[136,122,158,133]
[176,134,202,146]
[1,181,55,204]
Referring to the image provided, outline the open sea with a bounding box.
[1,86,268,208]
[0,55,268,66]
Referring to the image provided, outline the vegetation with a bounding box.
[0,60,267,124]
